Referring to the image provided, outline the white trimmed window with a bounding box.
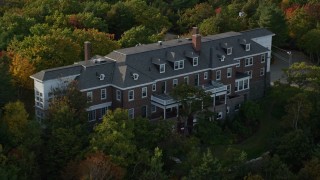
[35,90,44,109]
[128,108,134,119]
[128,90,134,101]
[116,90,121,101]
[216,70,221,80]
[151,105,156,113]
[101,107,108,118]
[152,83,156,91]
[235,78,250,92]
[227,68,232,78]
[227,84,231,95]
[236,60,240,67]
[245,44,250,51]
[246,70,253,79]
[174,60,184,70]
[184,76,189,84]
[245,57,253,66]
[101,88,106,100]
[227,47,232,55]
[204,72,208,80]
[261,54,265,63]
[193,57,198,66]
[173,79,178,87]
[88,110,96,121]
[142,87,147,98]
[260,67,265,76]
[160,64,165,73]
[87,91,93,103]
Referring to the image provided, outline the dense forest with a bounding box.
[1,0,320,179]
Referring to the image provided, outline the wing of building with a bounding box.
[30,27,275,122]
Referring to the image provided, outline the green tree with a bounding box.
[188,149,222,179]
[119,26,161,48]
[0,53,17,106]
[298,157,320,180]
[199,15,224,36]
[263,155,295,180]
[283,93,312,130]
[287,8,313,40]
[171,84,211,134]
[90,108,136,168]
[257,2,288,46]
[141,147,167,180]
[1,101,28,143]
[298,29,320,65]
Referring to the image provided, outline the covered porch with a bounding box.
[151,93,180,119]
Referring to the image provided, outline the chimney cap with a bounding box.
[192,27,199,35]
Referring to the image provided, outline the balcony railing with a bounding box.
[202,81,227,94]
[151,94,177,106]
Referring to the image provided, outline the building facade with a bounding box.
[30,28,274,121]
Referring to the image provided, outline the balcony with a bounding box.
[151,94,177,106]
[201,81,227,96]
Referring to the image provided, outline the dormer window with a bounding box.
[219,55,225,62]
[227,48,232,55]
[160,64,165,73]
[132,73,139,80]
[99,74,105,80]
[193,57,198,66]
[246,44,250,51]
[174,60,184,70]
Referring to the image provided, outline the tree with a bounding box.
[263,155,295,179]
[283,93,312,130]
[141,147,167,180]
[1,101,28,144]
[298,29,320,65]
[119,26,160,48]
[67,12,108,31]
[43,83,88,178]
[256,2,288,46]
[199,14,224,36]
[298,157,320,180]
[90,108,136,168]
[188,149,222,179]
[62,151,124,180]
[0,53,17,106]
[287,7,313,40]
[171,84,211,134]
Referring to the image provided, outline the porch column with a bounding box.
[163,107,166,119]
[176,105,179,117]
[224,94,227,104]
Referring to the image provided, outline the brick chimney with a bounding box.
[84,41,91,61]
[192,27,201,52]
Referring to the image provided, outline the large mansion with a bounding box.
[30,28,274,121]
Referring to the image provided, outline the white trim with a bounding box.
[116,90,121,101]
[86,102,112,111]
[152,83,156,91]
[216,70,221,81]
[234,51,269,60]
[227,68,232,78]
[128,90,134,101]
[101,88,106,100]
[142,87,147,98]
[173,79,178,87]
[204,72,208,80]
[80,63,239,92]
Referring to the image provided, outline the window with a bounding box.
[128,90,134,101]
[216,70,221,80]
[235,78,250,92]
[227,68,232,78]
[204,72,208,80]
[173,79,178,87]
[219,55,225,62]
[152,83,156,91]
[116,90,121,101]
[87,91,93,103]
[235,104,241,111]
[184,76,189,85]
[151,105,157,113]
[246,70,253,79]
[227,84,231,94]
[217,112,223,120]
[101,88,106,100]
[236,60,240,67]
[142,87,147,98]
[128,108,134,119]
[88,110,96,121]
[260,67,265,76]
[100,107,108,119]
[261,54,265,63]
[227,47,232,55]
[245,57,253,66]
[193,57,198,66]
[35,90,44,109]
[194,74,199,86]
[174,60,184,70]
[160,64,165,73]
[132,73,139,80]
[245,44,250,51]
